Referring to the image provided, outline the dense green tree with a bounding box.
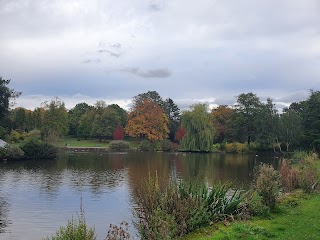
[68,102,93,135]
[234,93,261,145]
[255,98,278,150]
[301,90,320,151]
[77,110,95,139]
[107,104,127,128]
[12,107,29,130]
[31,107,45,130]
[286,101,306,114]
[42,97,68,139]
[279,109,302,151]
[0,77,21,121]
[181,103,215,152]
[91,108,121,141]
[163,98,181,140]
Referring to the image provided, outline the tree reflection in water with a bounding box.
[0,197,9,233]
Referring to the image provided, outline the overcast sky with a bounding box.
[1,0,319,110]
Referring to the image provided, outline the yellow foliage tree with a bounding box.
[125,99,169,141]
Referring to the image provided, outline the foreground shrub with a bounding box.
[106,221,130,240]
[244,191,271,217]
[108,140,129,151]
[297,158,318,193]
[133,176,245,239]
[254,164,280,209]
[43,207,96,240]
[20,138,57,160]
[0,145,24,160]
[280,160,299,192]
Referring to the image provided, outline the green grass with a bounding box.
[53,137,142,149]
[56,137,109,147]
[184,192,320,240]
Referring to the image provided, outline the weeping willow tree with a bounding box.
[181,103,215,152]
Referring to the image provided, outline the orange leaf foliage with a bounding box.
[211,105,235,140]
[125,99,169,141]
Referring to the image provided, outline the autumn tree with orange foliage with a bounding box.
[211,105,235,143]
[125,99,169,141]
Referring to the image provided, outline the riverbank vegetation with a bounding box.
[43,205,96,240]
[42,152,319,239]
[184,192,320,240]
[183,152,320,240]
[1,78,320,155]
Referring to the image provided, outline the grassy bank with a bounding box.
[56,137,109,147]
[183,155,320,240]
[54,137,141,149]
[184,191,320,240]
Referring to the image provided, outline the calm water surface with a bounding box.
[0,151,280,240]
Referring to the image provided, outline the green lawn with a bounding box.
[55,137,109,147]
[54,137,141,149]
[184,192,320,240]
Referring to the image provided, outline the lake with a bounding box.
[0,151,280,240]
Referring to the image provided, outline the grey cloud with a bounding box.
[149,4,161,11]
[276,91,309,102]
[110,43,121,49]
[121,68,171,78]
[82,58,101,64]
[99,42,121,49]
[98,50,121,57]
[148,0,164,12]
[213,97,237,106]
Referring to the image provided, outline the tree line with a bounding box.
[1,77,319,152]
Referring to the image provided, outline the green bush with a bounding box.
[0,126,7,139]
[161,139,174,151]
[8,130,26,143]
[212,143,221,152]
[139,140,155,151]
[0,145,24,160]
[43,207,96,240]
[20,138,57,160]
[220,142,226,151]
[108,140,130,151]
[27,129,41,140]
[248,142,258,151]
[297,158,318,193]
[225,142,248,153]
[254,164,280,209]
[245,191,271,217]
[291,151,311,164]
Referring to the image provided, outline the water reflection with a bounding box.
[0,151,280,239]
[0,197,10,234]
